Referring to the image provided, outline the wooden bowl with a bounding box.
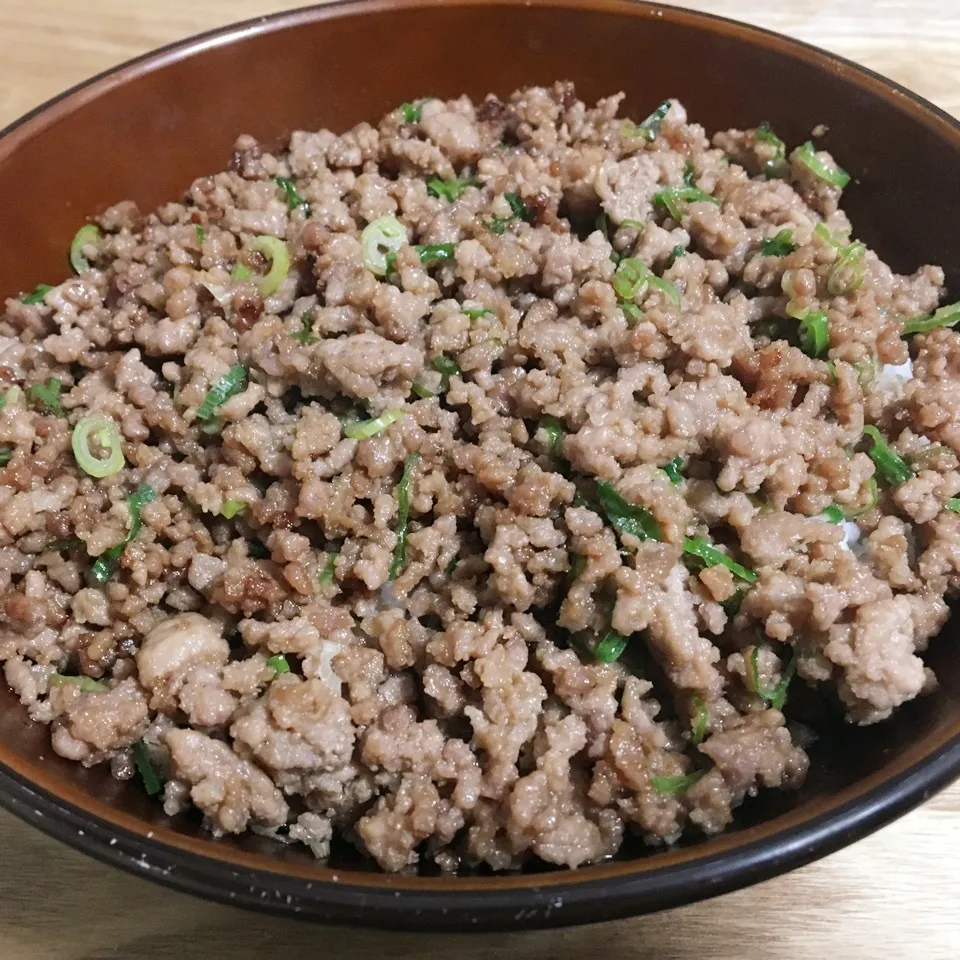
[1,0,959,931]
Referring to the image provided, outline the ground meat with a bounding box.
[1,84,955,874]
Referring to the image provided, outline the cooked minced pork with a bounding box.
[1,84,957,873]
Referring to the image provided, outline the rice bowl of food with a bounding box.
[0,0,959,931]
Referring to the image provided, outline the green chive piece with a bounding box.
[195,225,206,244]
[291,312,318,345]
[754,122,787,177]
[682,537,757,583]
[21,284,53,305]
[399,99,430,124]
[661,456,683,486]
[220,499,246,519]
[90,484,156,584]
[432,355,460,378]
[664,244,686,269]
[0,449,10,467]
[274,176,309,213]
[622,100,671,142]
[462,306,493,321]
[612,257,681,308]
[361,216,407,276]
[504,192,533,223]
[862,425,914,486]
[318,551,339,585]
[793,141,850,188]
[45,537,83,553]
[820,504,845,524]
[27,378,66,418]
[427,176,478,202]
[901,302,960,336]
[690,695,708,745]
[796,310,830,358]
[748,643,797,711]
[72,416,126,478]
[827,240,866,296]
[596,481,662,542]
[759,229,797,257]
[196,364,247,422]
[539,415,565,454]
[948,498,960,514]
[594,630,629,663]
[654,187,721,222]
[266,654,291,675]
[651,770,706,796]
[415,243,457,265]
[132,741,163,796]
[388,452,421,580]
[69,224,102,273]
[48,674,107,692]
[344,409,405,440]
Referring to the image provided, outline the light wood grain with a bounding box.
[1,1,959,957]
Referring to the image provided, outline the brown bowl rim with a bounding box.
[2,0,960,932]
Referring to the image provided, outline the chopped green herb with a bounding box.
[620,218,646,231]
[344,409,405,440]
[748,643,797,711]
[90,483,156,583]
[196,364,247,422]
[651,770,706,796]
[132,741,163,796]
[45,537,83,553]
[793,141,850,188]
[621,301,644,323]
[622,100,671,142]
[847,476,879,517]
[661,456,683,486]
[361,216,407,276]
[722,589,744,617]
[27,378,65,418]
[72,416,125,478]
[220,499,246,519]
[664,244,686,269]
[239,235,290,297]
[482,215,513,235]
[594,630,629,663]
[399,99,430,123]
[539,415,565,454]
[48,674,107,692]
[827,240,866,297]
[291,312,318,345]
[462,306,493,321]
[654,187,720,222]
[415,243,456,265]
[596,481,662,542]
[754,122,787,178]
[427,176,478,202]
[901,302,960,337]
[388,452,421,580]
[266,654,291,674]
[318,551,339,584]
[682,160,696,187]
[274,176,309,213]
[504,192,533,223]
[596,212,612,240]
[861,425,913,486]
[796,310,830,358]
[569,554,587,580]
[0,449,10,467]
[432,355,460,378]
[690,695,708,745]
[21,284,53,305]
[69,223,102,273]
[195,225,206,244]
[826,358,838,383]
[820,504,845,524]
[682,537,757,583]
[759,229,797,257]
[444,556,459,576]
[948,498,960,514]
[612,257,681,308]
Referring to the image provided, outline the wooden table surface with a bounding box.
[2,1,959,957]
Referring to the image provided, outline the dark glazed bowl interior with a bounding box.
[1,0,960,932]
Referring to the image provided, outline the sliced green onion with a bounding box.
[947,498,960,514]
[27,378,66,418]
[594,630,629,663]
[196,364,247,422]
[861,425,913,486]
[462,306,493,321]
[664,244,686,269]
[722,589,744,617]
[196,225,206,244]
[21,284,53,305]
[482,214,513,235]
[70,224,102,273]
[432,355,460,378]
[690,694,708,745]
[797,310,830,358]
[682,537,757,583]
[596,481,662,542]
[826,358,838,383]
[48,674,107,692]
[654,187,720,222]
[71,416,126,478]
[621,302,644,324]
[266,654,291,674]
[274,176,309,213]
[793,141,850,188]
[232,262,251,282]
[754,122,787,177]
[0,449,10,467]
[415,243,456,265]
[596,211,612,241]
[399,99,430,123]
[291,312,318,345]
[682,160,696,187]
[814,221,849,249]
[504,192,533,223]
[847,476,879,517]
[220,499,246,519]
[759,229,797,257]
[620,218,646,231]
[361,216,407,276]
[243,235,290,297]
[748,644,797,711]
[651,770,706,796]
[318,551,339,584]
[132,741,163,796]
[622,100,671,142]
[612,257,681,308]
[90,483,156,584]
[45,537,83,553]
[820,504,845,524]
[661,456,683,486]
[344,409,405,440]
[827,241,866,296]
[388,452,421,580]
[539,415,565,454]
[427,176,478,202]
[901,302,960,336]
